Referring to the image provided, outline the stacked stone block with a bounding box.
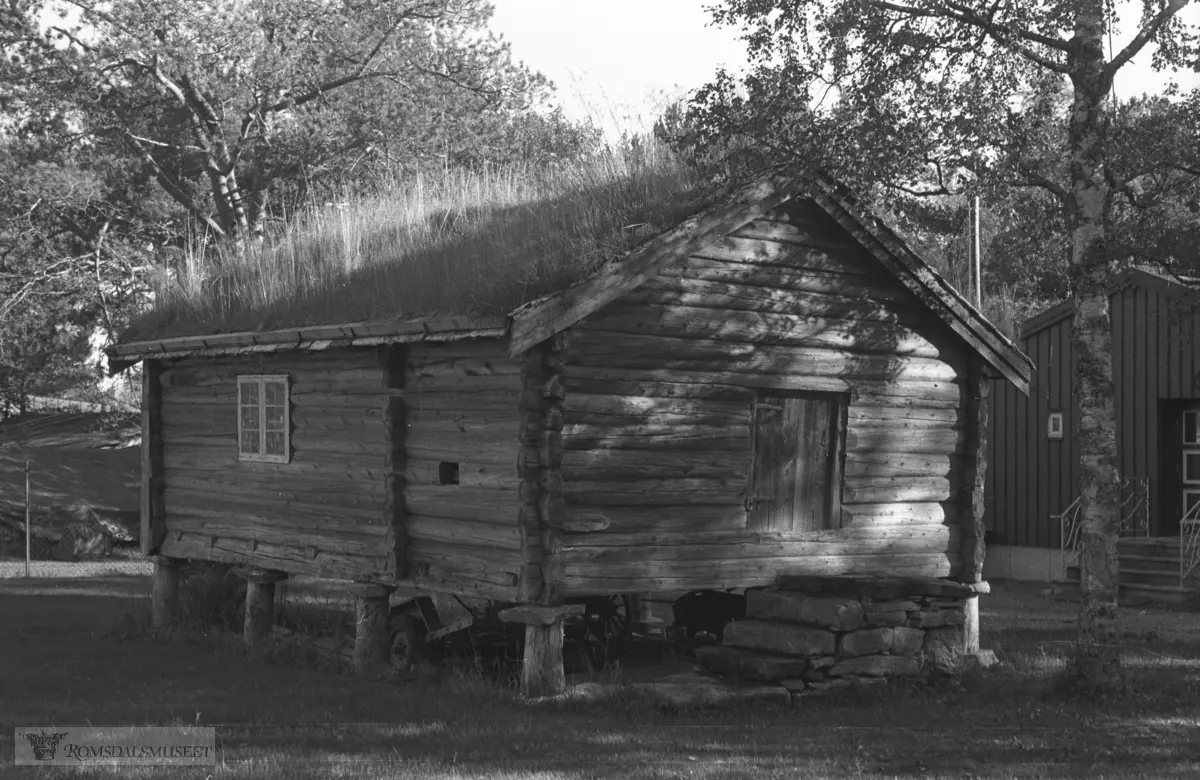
[694,574,981,698]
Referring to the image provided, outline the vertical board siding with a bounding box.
[988,271,1200,547]
[157,348,393,580]
[558,198,969,594]
[402,339,523,600]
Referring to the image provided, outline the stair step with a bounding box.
[1062,566,1190,590]
[1119,583,1192,605]
[1121,568,1185,588]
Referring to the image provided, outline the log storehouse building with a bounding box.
[109,171,1032,694]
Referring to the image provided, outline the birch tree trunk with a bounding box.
[1066,2,1124,690]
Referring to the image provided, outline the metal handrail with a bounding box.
[1056,496,1084,581]
[1057,477,1150,582]
[1119,477,1151,537]
[1180,501,1200,587]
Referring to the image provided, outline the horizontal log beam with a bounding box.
[627,277,903,322]
[564,552,957,583]
[405,458,518,490]
[577,303,941,358]
[558,532,957,564]
[562,479,746,507]
[846,428,961,455]
[162,532,391,582]
[687,234,871,275]
[841,477,953,504]
[843,453,958,479]
[562,525,957,548]
[565,366,961,404]
[407,514,522,551]
[563,505,747,534]
[839,502,958,527]
[404,485,519,525]
[569,333,959,383]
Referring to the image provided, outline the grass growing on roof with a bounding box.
[127,142,711,342]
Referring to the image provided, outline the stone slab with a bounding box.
[747,589,865,631]
[723,620,835,657]
[829,655,921,678]
[891,626,926,656]
[862,610,907,627]
[838,628,891,657]
[776,573,976,601]
[695,645,809,682]
[909,609,966,628]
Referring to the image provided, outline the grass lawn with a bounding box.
[1,574,1198,779]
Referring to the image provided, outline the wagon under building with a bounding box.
[108,171,1032,692]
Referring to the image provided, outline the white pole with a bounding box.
[973,195,982,307]
[24,461,31,578]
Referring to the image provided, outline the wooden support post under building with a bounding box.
[963,595,981,654]
[151,555,181,629]
[499,603,585,697]
[348,583,396,674]
[235,567,288,652]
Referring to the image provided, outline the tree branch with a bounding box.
[861,0,1071,73]
[123,131,226,238]
[1104,0,1192,79]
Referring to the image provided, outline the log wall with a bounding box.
[558,198,971,594]
[402,339,523,600]
[157,348,396,580]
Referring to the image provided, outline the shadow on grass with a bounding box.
[1,578,1199,779]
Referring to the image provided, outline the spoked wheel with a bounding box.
[576,594,634,669]
[583,594,633,643]
[388,611,428,672]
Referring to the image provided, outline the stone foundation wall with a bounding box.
[695,574,986,697]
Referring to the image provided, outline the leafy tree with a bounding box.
[2,0,551,245]
[1,1,592,410]
[688,0,1200,689]
[0,122,158,414]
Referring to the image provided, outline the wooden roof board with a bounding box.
[106,314,509,371]
[509,168,1033,395]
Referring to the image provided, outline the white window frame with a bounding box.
[1185,411,1200,445]
[237,374,290,463]
[1047,412,1064,440]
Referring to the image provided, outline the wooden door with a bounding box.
[746,392,843,533]
[1161,401,1200,536]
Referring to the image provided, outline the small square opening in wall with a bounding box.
[1047,412,1064,440]
[438,462,460,486]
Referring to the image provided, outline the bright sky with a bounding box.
[490,0,1200,139]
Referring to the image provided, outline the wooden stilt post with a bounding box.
[499,603,584,697]
[151,555,181,629]
[963,595,981,654]
[348,583,395,674]
[235,567,287,652]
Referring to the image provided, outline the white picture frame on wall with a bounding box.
[1047,411,1064,440]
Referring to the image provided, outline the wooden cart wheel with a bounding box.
[584,594,633,643]
[389,612,427,671]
